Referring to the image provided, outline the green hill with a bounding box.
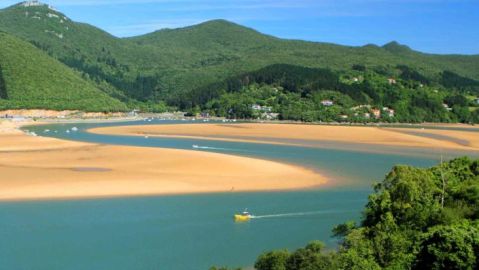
[0,1,478,114]
[131,20,479,85]
[0,31,127,111]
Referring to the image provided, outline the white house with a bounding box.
[252,104,272,112]
[251,104,262,111]
[382,107,395,117]
[321,100,334,106]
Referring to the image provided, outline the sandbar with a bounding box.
[0,120,325,201]
[90,123,479,152]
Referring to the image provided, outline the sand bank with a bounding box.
[90,123,479,152]
[0,120,324,201]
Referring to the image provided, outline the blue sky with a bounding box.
[1,0,478,54]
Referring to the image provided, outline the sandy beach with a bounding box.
[0,120,324,201]
[90,123,479,152]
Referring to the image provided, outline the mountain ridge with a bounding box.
[3,2,476,57]
[0,1,478,115]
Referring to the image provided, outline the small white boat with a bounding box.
[192,144,199,149]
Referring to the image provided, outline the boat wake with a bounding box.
[250,210,331,219]
[193,145,227,150]
[192,144,251,153]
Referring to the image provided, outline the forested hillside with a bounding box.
[186,64,479,123]
[212,157,479,270]
[0,32,127,111]
[0,1,478,118]
[0,64,7,99]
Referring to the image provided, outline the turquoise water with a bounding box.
[1,120,477,269]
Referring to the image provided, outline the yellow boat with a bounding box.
[234,210,252,222]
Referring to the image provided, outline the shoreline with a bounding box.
[0,120,327,201]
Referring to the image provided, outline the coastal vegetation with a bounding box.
[0,1,479,120]
[212,157,479,269]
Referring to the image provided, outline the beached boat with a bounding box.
[234,210,252,222]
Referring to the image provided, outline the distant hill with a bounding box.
[0,32,127,111]
[0,1,478,113]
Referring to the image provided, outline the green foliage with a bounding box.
[414,221,479,270]
[0,64,7,99]
[0,32,127,111]
[246,157,479,270]
[441,71,479,93]
[286,241,334,270]
[255,250,290,270]
[255,242,335,270]
[332,221,356,239]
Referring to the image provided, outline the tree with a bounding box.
[413,222,479,270]
[285,241,334,270]
[254,250,290,270]
[0,64,7,99]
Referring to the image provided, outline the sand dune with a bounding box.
[0,120,325,201]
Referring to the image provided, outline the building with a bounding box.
[388,78,397,85]
[321,100,334,106]
[443,103,452,111]
[200,112,210,118]
[262,106,272,112]
[127,109,140,117]
[371,109,381,119]
[382,107,395,118]
[364,113,371,119]
[251,104,272,112]
[261,113,279,120]
[475,98,479,105]
[251,104,262,111]
[351,104,371,111]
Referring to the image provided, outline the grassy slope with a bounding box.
[0,32,127,111]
